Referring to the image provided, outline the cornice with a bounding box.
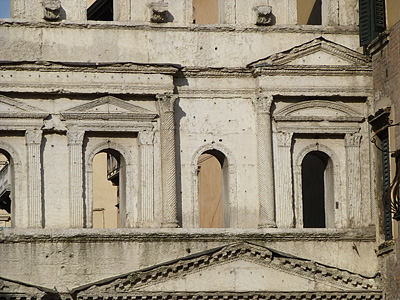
[0,61,180,75]
[0,227,376,244]
[179,67,252,78]
[253,65,372,77]
[0,20,359,34]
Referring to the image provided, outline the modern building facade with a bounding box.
[0,0,385,299]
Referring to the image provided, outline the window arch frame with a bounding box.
[294,143,341,228]
[190,143,237,228]
[85,141,136,228]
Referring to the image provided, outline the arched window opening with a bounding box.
[92,150,124,228]
[193,0,219,24]
[302,151,334,228]
[197,149,229,228]
[0,151,12,228]
[297,0,322,25]
[87,0,114,21]
[0,0,11,18]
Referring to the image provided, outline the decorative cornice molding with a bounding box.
[253,65,372,77]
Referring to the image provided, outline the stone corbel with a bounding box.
[149,2,169,23]
[42,0,61,21]
[254,5,273,26]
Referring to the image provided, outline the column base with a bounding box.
[258,221,277,229]
[161,220,180,228]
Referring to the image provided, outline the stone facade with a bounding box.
[0,0,383,299]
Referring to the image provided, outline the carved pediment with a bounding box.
[0,276,55,298]
[61,96,158,121]
[0,94,48,119]
[274,100,365,122]
[72,242,380,298]
[248,37,371,68]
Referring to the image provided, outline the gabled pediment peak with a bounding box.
[0,94,43,112]
[248,37,371,68]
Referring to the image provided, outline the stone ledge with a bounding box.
[375,239,395,256]
[0,20,359,34]
[0,227,376,243]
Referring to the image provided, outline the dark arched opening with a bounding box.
[302,151,333,228]
[0,150,12,228]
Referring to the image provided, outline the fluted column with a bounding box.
[67,130,85,228]
[275,132,294,228]
[157,94,179,228]
[253,95,276,228]
[25,129,43,228]
[139,130,155,224]
[345,133,362,227]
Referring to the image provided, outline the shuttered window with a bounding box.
[380,130,393,240]
[359,0,386,47]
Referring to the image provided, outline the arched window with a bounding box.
[91,149,126,228]
[197,149,229,228]
[301,151,334,228]
[193,0,219,24]
[297,0,322,25]
[0,151,12,228]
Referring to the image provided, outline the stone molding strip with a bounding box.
[0,228,376,243]
[0,20,360,34]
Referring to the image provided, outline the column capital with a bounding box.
[25,129,42,145]
[345,133,362,147]
[276,132,293,147]
[67,130,85,145]
[253,94,273,113]
[139,130,154,146]
[157,94,178,113]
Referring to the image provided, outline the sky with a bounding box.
[0,0,10,19]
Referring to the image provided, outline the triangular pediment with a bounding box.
[247,37,371,68]
[61,96,158,121]
[0,276,56,298]
[72,242,379,297]
[274,100,365,122]
[0,94,48,119]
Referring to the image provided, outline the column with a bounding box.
[345,133,362,227]
[139,130,155,224]
[67,130,85,228]
[275,132,294,228]
[25,129,43,228]
[157,94,179,228]
[254,95,276,228]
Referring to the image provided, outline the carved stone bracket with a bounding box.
[25,129,43,228]
[42,0,61,21]
[157,94,179,227]
[254,5,273,26]
[149,2,169,23]
[276,131,293,147]
[67,130,85,228]
[139,130,155,146]
[253,95,273,113]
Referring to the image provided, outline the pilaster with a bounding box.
[275,131,294,228]
[345,133,362,227]
[254,95,276,228]
[67,130,85,228]
[157,94,179,228]
[25,129,43,228]
[139,130,155,224]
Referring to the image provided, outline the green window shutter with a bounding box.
[359,0,373,46]
[359,0,386,47]
[374,0,386,32]
[380,130,393,241]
